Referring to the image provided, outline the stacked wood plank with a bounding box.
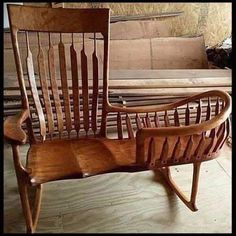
[4,69,231,136]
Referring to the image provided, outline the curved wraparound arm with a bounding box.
[105,90,231,166]
[106,90,231,137]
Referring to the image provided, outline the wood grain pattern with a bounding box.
[160,137,169,163]
[117,112,123,140]
[91,34,99,134]
[135,113,142,130]
[196,99,202,124]
[185,103,190,126]
[37,33,54,135]
[174,108,180,126]
[3,143,232,233]
[215,97,220,115]
[81,34,89,134]
[154,112,160,127]
[70,34,80,135]
[172,136,181,162]
[126,114,134,139]
[26,32,46,140]
[164,110,170,127]
[205,97,211,121]
[145,113,152,127]
[183,135,194,161]
[58,35,72,136]
[48,34,64,135]
[5,4,232,234]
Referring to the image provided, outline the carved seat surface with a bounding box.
[4,4,231,233]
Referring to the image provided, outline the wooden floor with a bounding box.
[4,141,231,233]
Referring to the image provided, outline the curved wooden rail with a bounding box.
[5,4,232,233]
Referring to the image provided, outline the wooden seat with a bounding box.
[27,138,137,184]
[4,4,231,233]
[27,134,211,185]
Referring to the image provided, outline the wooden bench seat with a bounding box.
[27,133,211,185]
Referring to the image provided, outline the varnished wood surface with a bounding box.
[4,142,231,233]
[5,5,232,233]
[8,5,109,33]
[26,134,212,185]
[4,69,232,122]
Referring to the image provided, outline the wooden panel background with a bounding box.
[23,2,232,47]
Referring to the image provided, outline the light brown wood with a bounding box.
[26,32,46,140]
[4,143,231,233]
[58,35,72,136]
[4,4,232,234]
[70,34,80,135]
[151,36,208,69]
[37,33,54,135]
[48,34,64,135]
[117,112,123,140]
[81,34,89,134]
[91,33,99,134]
[126,114,135,139]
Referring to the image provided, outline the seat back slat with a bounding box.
[8,5,110,140]
[26,32,46,140]
[37,33,55,136]
[70,34,80,136]
[48,34,64,136]
[58,34,72,136]
[81,34,89,134]
[91,33,99,135]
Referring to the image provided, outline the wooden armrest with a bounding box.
[4,109,30,145]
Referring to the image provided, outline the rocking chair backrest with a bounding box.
[7,5,110,141]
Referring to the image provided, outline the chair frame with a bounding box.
[4,5,231,233]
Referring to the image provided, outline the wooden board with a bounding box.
[4,69,231,123]
[3,142,231,233]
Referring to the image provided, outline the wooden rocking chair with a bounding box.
[4,5,231,233]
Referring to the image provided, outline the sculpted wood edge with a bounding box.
[4,4,232,233]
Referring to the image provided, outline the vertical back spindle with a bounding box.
[70,33,80,136]
[183,135,194,161]
[174,108,180,126]
[81,33,89,134]
[206,97,211,121]
[164,110,170,127]
[194,133,205,159]
[185,103,190,126]
[136,113,142,130]
[48,33,64,136]
[117,112,123,139]
[215,97,220,116]
[59,33,72,136]
[37,32,54,137]
[172,136,181,162]
[154,112,160,127]
[147,138,156,167]
[91,33,99,135]
[26,32,46,140]
[196,99,202,124]
[145,113,152,127]
[160,137,169,164]
[126,114,134,139]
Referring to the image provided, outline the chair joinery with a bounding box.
[5,4,232,234]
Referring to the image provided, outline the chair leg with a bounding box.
[157,162,201,212]
[12,145,43,233]
[32,185,43,231]
[17,181,43,233]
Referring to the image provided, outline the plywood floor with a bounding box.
[4,142,231,233]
